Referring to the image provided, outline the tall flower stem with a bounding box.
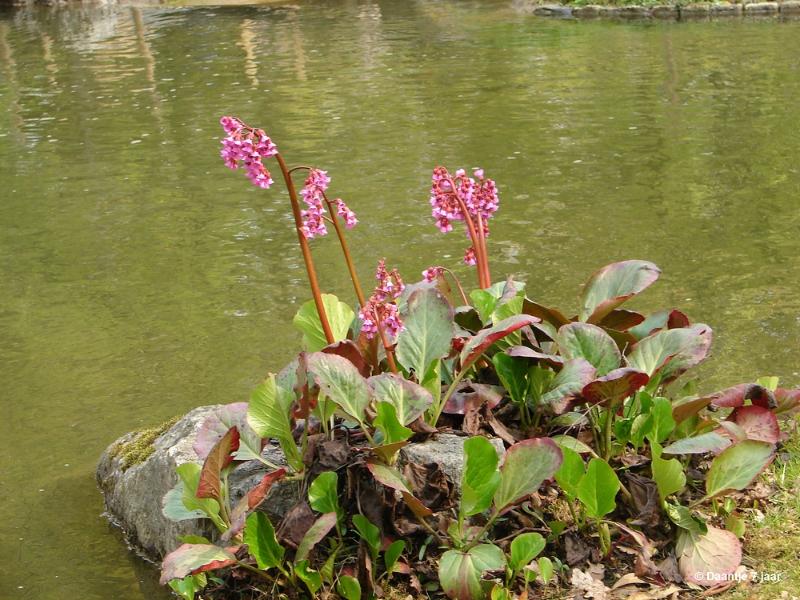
[275,153,334,345]
[475,213,492,287]
[374,309,399,374]
[450,182,488,289]
[322,192,367,308]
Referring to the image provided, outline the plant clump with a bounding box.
[154,116,800,600]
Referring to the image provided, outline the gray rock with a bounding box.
[781,0,800,13]
[573,5,603,17]
[681,3,712,17]
[709,2,743,14]
[533,4,573,16]
[744,1,779,12]
[651,5,679,17]
[617,6,652,18]
[96,406,221,561]
[397,434,505,493]
[97,407,505,561]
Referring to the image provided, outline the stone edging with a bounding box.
[517,1,800,19]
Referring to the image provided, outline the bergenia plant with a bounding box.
[155,116,800,600]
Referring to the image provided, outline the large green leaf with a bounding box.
[243,511,284,570]
[556,323,621,376]
[396,286,454,379]
[439,544,506,600]
[540,359,596,414]
[293,294,354,352]
[247,374,302,471]
[306,352,371,424]
[373,401,413,445]
[352,514,381,560]
[193,402,263,462]
[651,443,686,501]
[509,532,545,572]
[579,260,660,323]
[705,440,774,499]
[174,463,224,530]
[626,325,713,382]
[461,436,501,518]
[162,482,207,522]
[494,439,563,511]
[308,472,340,515]
[160,544,237,584]
[336,575,361,600]
[576,458,619,518]
[554,446,585,499]
[367,373,433,425]
[491,353,529,405]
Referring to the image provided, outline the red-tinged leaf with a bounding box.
[494,438,563,510]
[602,326,638,353]
[223,469,287,542]
[160,544,238,584]
[541,358,597,415]
[580,368,649,407]
[599,309,645,331]
[506,346,564,368]
[775,388,800,415]
[662,432,732,455]
[460,315,540,370]
[708,383,774,409]
[672,396,713,424]
[197,427,240,501]
[365,461,433,518]
[442,382,503,415]
[194,403,264,462]
[522,298,571,328]
[667,310,691,329]
[626,324,712,382]
[731,405,780,444]
[677,526,741,587]
[322,339,371,377]
[194,403,247,459]
[296,512,338,562]
[579,260,661,323]
[718,421,748,442]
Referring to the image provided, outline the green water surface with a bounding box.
[1,2,799,598]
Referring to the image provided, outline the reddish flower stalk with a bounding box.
[429,167,499,289]
[274,154,335,345]
[220,116,334,345]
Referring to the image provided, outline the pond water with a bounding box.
[1,1,799,598]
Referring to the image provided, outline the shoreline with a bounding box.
[515,0,800,19]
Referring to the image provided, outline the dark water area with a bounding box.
[1,2,799,598]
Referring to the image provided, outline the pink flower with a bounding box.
[335,199,358,228]
[429,166,499,267]
[298,169,330,239]
[219,116,278,189]
[358,260,405,340]
[422,266,445,282]
[463,246,477,266]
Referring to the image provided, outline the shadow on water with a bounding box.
[0,1,799,598]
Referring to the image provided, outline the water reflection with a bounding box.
[1,3,799,599]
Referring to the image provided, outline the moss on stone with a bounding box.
[109,415,180,471]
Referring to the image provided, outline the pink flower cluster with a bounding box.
[299,169,330,239]
[429,166,499,264]
[359,260,405,340]
[422,266,445,282]
[298,169,358,239]
[219,116,278,189]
